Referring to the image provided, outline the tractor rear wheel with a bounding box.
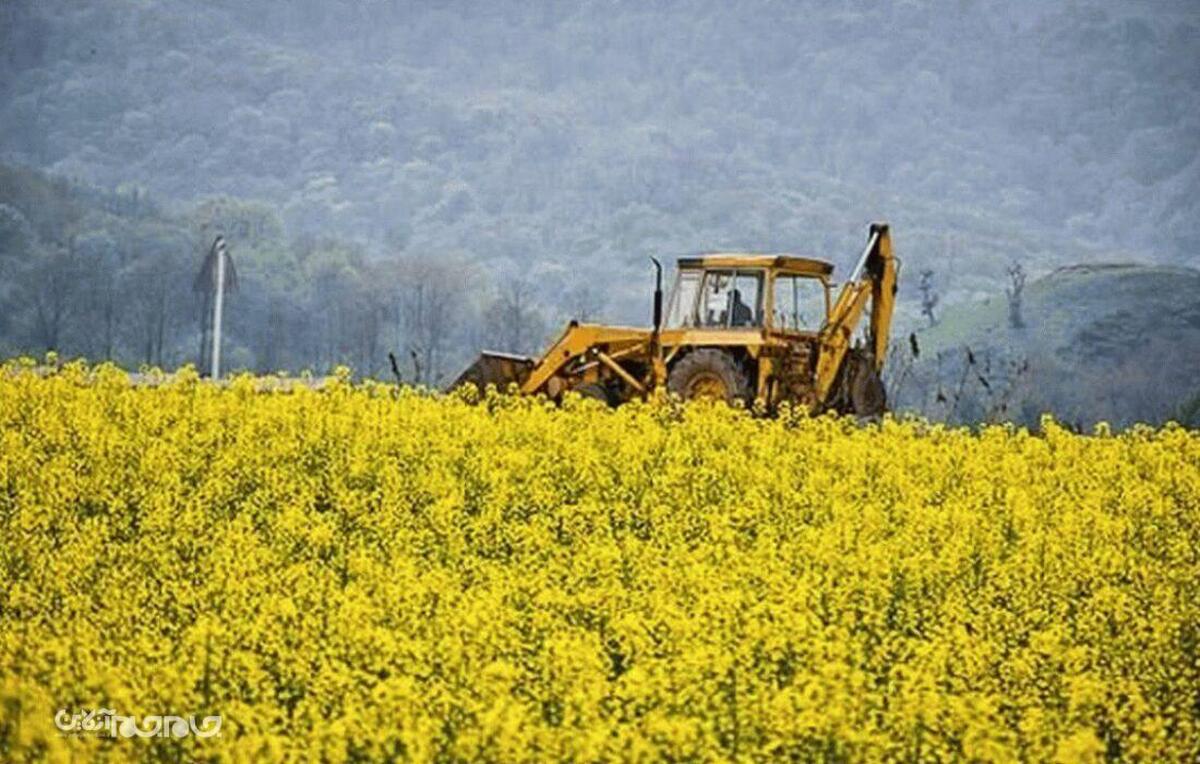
[668,349,752,405]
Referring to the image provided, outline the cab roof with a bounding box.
[676,253,834,276]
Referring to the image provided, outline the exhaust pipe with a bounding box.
[651,256,663,331]
[649,257,666,388]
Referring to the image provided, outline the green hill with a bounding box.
[893,264,1200,428]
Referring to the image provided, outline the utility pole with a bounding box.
[194,235,236,378]
[211,236,227,378]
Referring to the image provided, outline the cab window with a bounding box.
[666,270,701,327]
[700,270,762,328]
[773,275,826,331]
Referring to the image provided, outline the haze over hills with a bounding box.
[0,0,1197,418]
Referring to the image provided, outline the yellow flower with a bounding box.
[0,362,1196,761]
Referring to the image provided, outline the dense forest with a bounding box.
[1,1,1197,402]
[0,162,515,383]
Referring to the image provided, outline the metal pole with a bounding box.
[211,237,226,379]
[846,230,880,286]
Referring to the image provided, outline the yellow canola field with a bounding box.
[0,363,1197,763]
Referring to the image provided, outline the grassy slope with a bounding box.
[897,264,1200,427]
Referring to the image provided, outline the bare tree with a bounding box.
[389,256,468,385]
[485,276,544,356]
[918,269,939,327]
[883,333,920,405]
[1006,262,1026,329]
[20,236,84,352]
[75,229,124,360]
[564,281,605,322]
[116,226,192,368]
[982,354,1033,424]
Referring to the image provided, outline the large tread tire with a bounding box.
[667,349,753,405]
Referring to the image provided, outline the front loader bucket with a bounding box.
[448,351,536,392]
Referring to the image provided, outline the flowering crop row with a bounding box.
[0,363,1197,762]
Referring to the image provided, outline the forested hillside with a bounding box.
[0,163,498,381]
[1,1,1197,396]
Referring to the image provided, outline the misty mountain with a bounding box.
[4,3,1198,291]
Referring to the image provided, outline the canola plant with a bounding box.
[0,362,1197,762]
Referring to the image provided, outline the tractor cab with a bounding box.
[665,254,833,334]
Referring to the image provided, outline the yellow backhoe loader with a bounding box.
[451,222,897,414]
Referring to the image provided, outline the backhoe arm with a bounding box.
[813,223,896,402]
[867,223,897,370]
